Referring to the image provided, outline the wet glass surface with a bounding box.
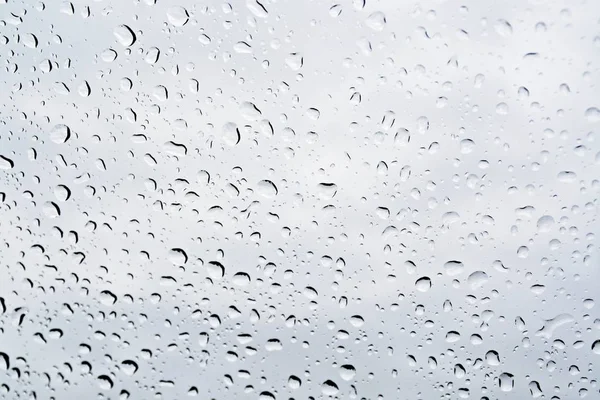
[1,0,600,398]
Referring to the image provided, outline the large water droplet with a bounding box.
[167,6,189,26]
[113,24,136,46]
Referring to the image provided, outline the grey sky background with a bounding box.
[1,0,599,398]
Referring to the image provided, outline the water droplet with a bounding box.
[257,180,278,198]
[285,53,303,70]
[97,375,114,390]
[321,380,339,396]
[50,124,71,143]
[536,215,555,232]
[167,6,189,26]
[246,0,268,18]
[240,101,262,121]
[168,248,188,265]
[444,260,464,276]
[366,11,386,31]
[415,276,432,292]
[339,364,356,381]
[585,107,600,122]
[0,155,14,170]
[498,373,514,392]
[113,24,136,46]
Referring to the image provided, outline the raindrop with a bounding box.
[321,380,339,396]
[499,373,514,392]
[168,248,188,265]
[50,124,71,144]
[257,180,278,198]
[366,11,386,31]
[415,276,432,292]
[167,6,189,26]
[113,24,136,46]
[0,156,14,170]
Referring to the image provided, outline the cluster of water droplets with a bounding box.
[0,0,599,399]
